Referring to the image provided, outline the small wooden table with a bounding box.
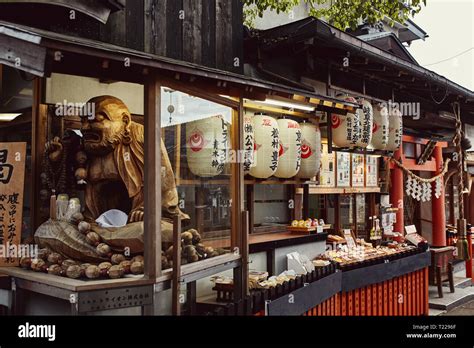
[429,246,456,298]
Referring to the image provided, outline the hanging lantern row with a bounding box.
[331,97,403,151]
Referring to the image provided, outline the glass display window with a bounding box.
[161,87,234,268]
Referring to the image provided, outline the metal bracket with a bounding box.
[264,299,271,316]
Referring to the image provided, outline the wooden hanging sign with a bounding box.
[0,142,26,267]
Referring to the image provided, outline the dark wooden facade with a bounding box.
[0,0,243,73]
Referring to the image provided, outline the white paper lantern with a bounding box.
[274,119,302,178]
[370,103,389,150]
[356,99,373,148]
[386,108,403,151]
[186,115,229,177]
[296,121,321,178]
[249,114,280,179]
[331,96,361,148]
[243,113,255,175]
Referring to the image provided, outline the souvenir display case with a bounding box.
[0,24,433,317]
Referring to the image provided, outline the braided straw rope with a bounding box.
[453,102,464,219]
[390,157,450,183]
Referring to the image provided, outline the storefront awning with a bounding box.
[247,17,474,117]
[0,20,360,113]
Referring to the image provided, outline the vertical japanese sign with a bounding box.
[0,142,26,266]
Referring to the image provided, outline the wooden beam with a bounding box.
[0,34,46,77]
[143,77,162,282]
[402,135,448,147]
[246,184,255,234]
[243,101,312,118]
[32,79,46,233]
[303,184,310,218]
[389,157,437,172]
[160,76,239,109]
[231,102,245,298]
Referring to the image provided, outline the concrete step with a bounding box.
[453,276,472,288]
[429,285,474,311]
[429,308,446,316]
[452,260,466,274]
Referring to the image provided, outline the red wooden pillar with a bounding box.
[432,146,446,246]
[391,146,404,234]
[466,231,473,279]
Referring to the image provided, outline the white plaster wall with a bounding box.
[252,3,317,30]
[45,73,144,115]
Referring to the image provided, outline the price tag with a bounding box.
[343,229,356,249]
[316,226,323,233]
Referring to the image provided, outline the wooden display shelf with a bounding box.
[180,253,241,283]
[288,224,331,234]
[296,186,381,195]
[0,254,240,291]
[0,267,152,292]
[287,226,316,234]
[245,178,311,185]
[177,178,230,186]
[157,253,242,290]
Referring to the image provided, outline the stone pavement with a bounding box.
[429,270,474,315]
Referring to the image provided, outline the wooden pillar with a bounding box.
[390,146,404,234]
[231,102,246,299]
[31,78,46,232]
[302,184,310,218]
[431,146,446,247]
[172,215,182,316]
[469,188,474,226]
[143,78,162,279]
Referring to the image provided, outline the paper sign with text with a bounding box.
[0,142,26,267]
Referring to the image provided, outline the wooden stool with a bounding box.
[429,246,455,298]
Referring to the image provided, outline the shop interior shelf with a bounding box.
[296,186,381,194]
[177,178,314,186]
